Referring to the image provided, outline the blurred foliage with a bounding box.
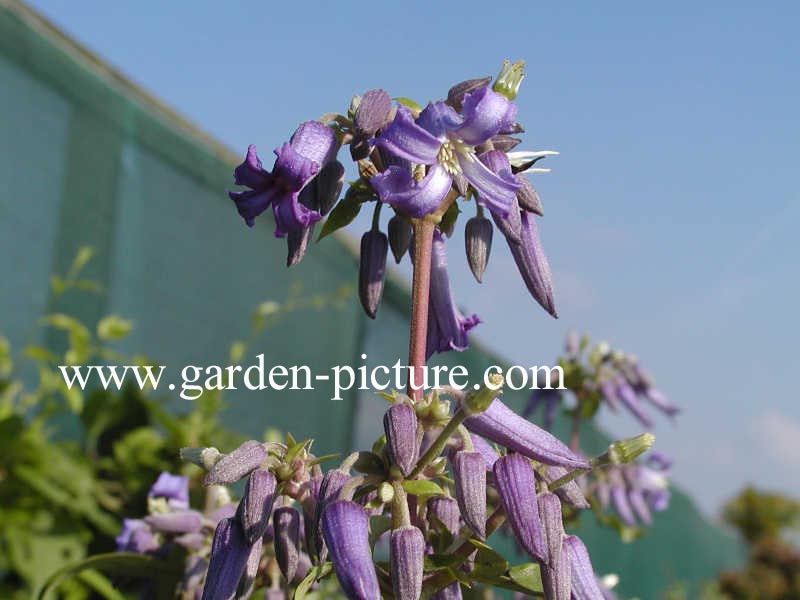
[722,486,800,544]
[0,246,350,599]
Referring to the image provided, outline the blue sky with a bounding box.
[26,0,800,515]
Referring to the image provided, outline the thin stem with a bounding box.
[407,218,435,400]
[408,407,469,479]
[371,201,383,230]
[391,480,411,529]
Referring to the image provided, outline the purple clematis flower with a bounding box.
[148,472,189,509]
[426,230,481,358]
[564,535,606,600]
[370,87,520,218]
[229,121,337,236]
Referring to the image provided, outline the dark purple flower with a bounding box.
[229,121,336,235]
[388,215,412,263]
[148,472,189,508]
[384,403,420,476]
[464,214,493,282]
[492,454,547,562]
[321,500,380,600]
[201,518,252,600]
[204,440,266,487]
[145,510,203,534]
[465,398,590,469]
[543,466,590,510]
[426,230,481,359]
[274,506,300,582]
[452,451,487,539]
[390,526,425,600]
[116,519,158,554]
[313,468,352,561]
[359,229,388,319]
[237,469,277,544]
[564,535,606,600]
[371,91,520,219]
[236,537,263,598]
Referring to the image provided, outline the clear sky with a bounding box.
[25,0,800,516]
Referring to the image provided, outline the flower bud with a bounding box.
[358,230,388,319]
[516,177,543,216]
[390,526,425,600]
[452,451,487,539]
[236,469,277,544]
[492,454,546,562]
[446,76,493,112]
[464,215,493,283]
[235,537,263,598]
[541,546,572,600]
[321,500,380,600]
[465,398,590,469]
[537,492,564,566]
[204,440,266,486]
[274,506,301,582]
[388,215,412,263]
[427,496,460,536]
[383,403,420,476]
[488,134,522,152]
[313,468,352,562]
[354,89,392,136]
[544,466,590,509]
[287,225,314,267]
[144,510,203,534]
[201,518,251,600]
[180,446,221,470]
[493,59,525,100]
[605,433,655,466]
[564,535,606,600]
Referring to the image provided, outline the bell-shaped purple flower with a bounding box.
[274,506,301,582]
[537,492,565,566]
[237,469,277,544]
[145,510,203,534]
[452,451,487,539]
[229,121,336,236]
[201,518,252,600]
[492,454,547,562]
[204,440,266,487]
[543,466,590,509]
[390,525,425,600]
[116,519,159,554]
[359,229,388,319]
[148,472,189,508]
[564,535,606,600]
[321,500,381,600]
[465,398,590,469]
[464,214,493,282]
[426,230,481,359]
[384,403,420,476]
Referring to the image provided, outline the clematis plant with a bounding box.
[110,60,670,600]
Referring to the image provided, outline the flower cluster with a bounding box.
[228,60,559,358]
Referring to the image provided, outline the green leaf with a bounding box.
[401,479,444,498]
[285,438,312,464]
[353,451,386,476]
[508,562,544,593]
[369,515,393,547]
[36,552,182,600]
[439,201,461,237]
[470,541,508,581]
[318,189,364,240]
[293,562,333,600]
[96,315,133,341]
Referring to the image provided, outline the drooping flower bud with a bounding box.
[465,398,590,469]
[544,466,590,509]
[235,537,263,599]
[541,545,572,600]
[236,469,277,544]
[537,492,565,566]
[427,496,461,536]
[321,500,380,600]
[316,160,345,216]
[274,506,301,582]
[313,468,352,561]
[452,451,487,539]
[383,403,419,476]
[564,535,606,600]
[492,454,546,562]
[145,510,203,534]
[358,230,388,319]
[516,177,544,216]
[446,76,493,112]
[388,215,412,263]
[508,211,557,317]
[350,89,392,160]
[201,518,251,600]
[204,440,266,486]
[464,215,493,283]
[390,525,425,600]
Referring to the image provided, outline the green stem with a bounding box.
[391,481,411,529]
[408,407,469,479]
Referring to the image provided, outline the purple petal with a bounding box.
[273,142,320,192]
[289,121,337,167]
[647,488,671,512]
[426,230,481,358]
[427,496,461,535]
[599,378,621,412]
[204,440,267,486]
[237,469,277,544]
[145,510,203,534]
[274,507,301,582]
[615,378,654,428]
[564,535,606,600]
[417,101,463,138]
[644,388,680,418]
[465,398,590,469]
[492,454,547,562]
[610,484,636,526]
[272,192,322,237]
[371,164,452,218]
[471,434,500,469]
[460,150,520,218]
[354,89,392,135]
[508,211,557,317]
[233,145,272,189]
[538,492,565,566]
[541,547,572,600]
[646,451,673,471]
[148,472,189,508]
[228,188,277,227]
[456,87,517,145]
[627,488,653,525]
[373,105,442,164]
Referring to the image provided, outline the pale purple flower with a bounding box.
[465,398,590,469]
[384,403,420,476]
[145,510,203,534]
[426,230,481,358]
[229,121,337,236]
[543,465,591,509]
[116,519,158,554]
[452,451,487,539]
[148,472,189,508]
[274,506,300,582]
[204,440,266,487]
[564,535,606,600]
[390,526,425,600]
[615,377,654,429]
